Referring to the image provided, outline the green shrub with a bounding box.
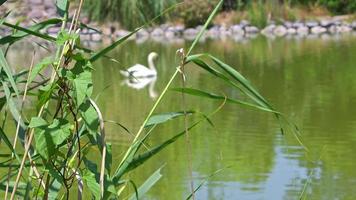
[319,0,356,14]
[84,0,178,29]
[247,1,268,28]
[175,0,219,28]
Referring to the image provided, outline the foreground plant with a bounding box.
[0,0,298,199]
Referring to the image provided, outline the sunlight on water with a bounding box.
[6,35,356,199]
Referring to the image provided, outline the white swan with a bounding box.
[120,52,158,78]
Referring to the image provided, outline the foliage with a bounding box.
[247,1,268,28]
[176,0,219,28]
[318,0,356,14]
[0,0,294,199]
[83,0,178,29]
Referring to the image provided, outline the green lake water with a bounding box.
[5,35,356,199]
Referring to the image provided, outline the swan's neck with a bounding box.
[148,78,158,99]
[148,56,156,71]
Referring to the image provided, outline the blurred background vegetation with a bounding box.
[83,0,356,29]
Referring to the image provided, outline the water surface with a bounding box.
[6,35,356,199]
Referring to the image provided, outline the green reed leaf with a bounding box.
[172,87,279,114]
[128,166,163,200]
[145,111,194,127]
[28,57,53,85]
[0,49,19,97]
[55,0,69,17]
[0,18,61,45]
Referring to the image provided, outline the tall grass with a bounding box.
[84,0,178,29]
[0,0,300,199]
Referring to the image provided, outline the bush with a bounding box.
[319,0,356,14]
[247,1,268,28]
[84,0,178,29]
[177,0,219,28]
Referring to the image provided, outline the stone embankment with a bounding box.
[1,0,356,43]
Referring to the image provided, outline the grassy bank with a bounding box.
[83,0,356,29]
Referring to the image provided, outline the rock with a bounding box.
[328,25,337,33]
[151,27,164,37]
[29,0,43,5]
[261,24,275,34]
[306,21,319,28]
[91,33,102,42]
[165,31,176,39]
[183,28,199,40]
[311,26,327,34]
[337,25,352,33]
[284,21,293,28]
[136,29,149,38]
[292,22,304,29]
[320,20,333,28]
[351,21,356,29]
[47,26,60,35]
[115,29,130,38]
[240,20,250,27]
[80,34,91,41]
[159,23,169,31]
[296,26,309,35]
[230,25,244,35]
[219,26,231,36]
[245,26,259,33]
[273,25,287,37]
[207,26,220,39]
[287,28,297,34]
[28,9,45,19]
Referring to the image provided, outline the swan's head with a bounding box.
[148,52,159,61]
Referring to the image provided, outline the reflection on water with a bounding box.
[6,35,356,199]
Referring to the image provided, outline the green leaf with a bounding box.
[0,0,7,6]
[171,87,279,113]
[49,119,71,145]
[56,30,78,46]
[29,117,48,128]
[128,166,163,200]
[83,170,101,199]
[37,83,56,110]
[80,99,99,136]
[33,118,72,159]
[2,81,24,129]
[106,143,112,175]
[28,57,53,85]
[145,111,194,127]
[186,0,223,56]
[74,70,92,105]
[186,167,226,200]
[55,0,68,17]
[186,54,275,111]
[89,28,140,62]
[0,11,10,25]
[0,19,61,45]
[0,49,19,97]
[0,126,15,153]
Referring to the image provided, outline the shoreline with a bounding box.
[1,1,356,43]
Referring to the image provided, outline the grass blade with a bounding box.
[0,19,61,45]
[186,0,223,56]
[186,167,227,200]
[172,87,280,114]
[0,49,19,98]
[128,166,163,200]
[145,111,194,127]
[0,0,7,6]
[186,54,273,110]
